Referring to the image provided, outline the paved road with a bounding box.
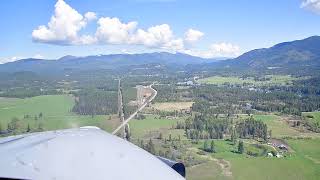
[112,84,157,135]
[117,79,126,137]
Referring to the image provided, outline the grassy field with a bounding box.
[187,161,231,180]
[0,95,116,133]
[226,138,320,180]
[303,111,320,124]
[151,102,194,112]
[129,113,320,180]
[197,75,298,86]
[187,138,320,180]
[129,115,182,138]
[253,114,300,138]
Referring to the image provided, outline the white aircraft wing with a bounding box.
[0,126,185,180]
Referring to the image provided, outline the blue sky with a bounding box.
[0,0,320,63]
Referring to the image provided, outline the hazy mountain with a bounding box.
[0,52,212,73]
[1,36,320,74]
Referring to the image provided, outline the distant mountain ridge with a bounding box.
[225,36,320,69]
[1,36,320,73]
[0,52,213,73]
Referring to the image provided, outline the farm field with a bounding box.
[128,115,183,138]
[151,101,194,111]
[197,75,299,86]
[0,95,116,133]
[253,114,301,138]
[227,138,320,180]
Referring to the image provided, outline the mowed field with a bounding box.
[0,95,117,133]
[197,75,298,86]
[151,102,194,111]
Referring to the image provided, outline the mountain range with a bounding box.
[1,36,320,73]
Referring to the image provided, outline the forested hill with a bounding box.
[223,36,320,69]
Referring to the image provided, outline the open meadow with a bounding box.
[0,95,117,133]
[151,102,194,112]
[197,75,300,86]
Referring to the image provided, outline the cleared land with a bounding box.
[252,114,320,138]
[197,75,299,86]
[0,95,116,133]
[253,114,300,138]
[128,115,182,138]
[151,102,194,111]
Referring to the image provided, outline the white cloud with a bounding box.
[183,42,240,58]
[31,0,241,58]
[184,29,204,43]
[131,24,184,50]
[301,0,320,14]
[32,0,185,51]
[84,12,97,21]
[33,54,44,59]
[0,56,24,64]
[96,17,137,44]
[32,0,91,45]
[0,54,46,64]
[210,43,240,56]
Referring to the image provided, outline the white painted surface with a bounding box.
[0,127,184,180]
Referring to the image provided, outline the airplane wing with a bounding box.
[0,126,185,180]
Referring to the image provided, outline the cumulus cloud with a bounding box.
[32,0,92,45]
[184,29,204,44]
[301,0,320,14]
[84,12,97,21]
[31,0,241,58]
[131,24,184,50]
[183,43,240,58]
[96,17,137,44]
[32,0,184,50]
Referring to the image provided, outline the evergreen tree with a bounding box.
[238,141,244,154]
[39,112,43,118]
[210,140,216,153]
[231,127,237,144]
